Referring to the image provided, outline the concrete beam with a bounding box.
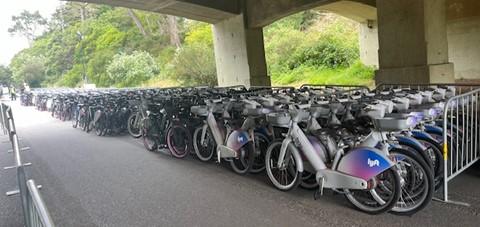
[213,14,270,87]
[246,0,376,28]
[67,0,240,23]
[375,0,455,84]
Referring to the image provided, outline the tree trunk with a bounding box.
[127,9,147,36]
[166,15,181,48]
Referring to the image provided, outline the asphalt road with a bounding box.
[1,100,480,227]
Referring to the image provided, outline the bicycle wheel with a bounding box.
[193,127,215,161]
[250,132,269,173]
[417,138,443,191]
[230,142,255,174]
[344,168,401,214]
[389,148,434,215]
[142,128,158,152]
[300,171,318,190]
[127,113,142,138]
[167,124,191,158]
[265,140,301,191]
[72,113,79,128]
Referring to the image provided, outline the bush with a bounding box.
[287,34,359,69]
[169,43,217,86]
[168,22,217,86]
[107,51,159,87]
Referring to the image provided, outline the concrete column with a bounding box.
[212,14,270,87]
[375,0,455,84]
[358,20,379,68]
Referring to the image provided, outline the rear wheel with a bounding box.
[167,124,191,158]
[265,141,301,191]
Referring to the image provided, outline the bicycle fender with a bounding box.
[337,147,395,181]
[412,130,436,142]
[397,135,427,152]
[425,125,443,135]
[226,130,249,152]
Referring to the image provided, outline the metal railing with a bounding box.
[1,102,55,227]
[374,83,480,204]
[442,89,480,204]
[376,83,480,94]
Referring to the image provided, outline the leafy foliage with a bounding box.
[8,10,47,43]
[169,22,217,86]
[0,65,13,85]
[107,51,159,87]
[6,4,373,88]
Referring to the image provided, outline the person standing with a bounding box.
[10,85,16,101]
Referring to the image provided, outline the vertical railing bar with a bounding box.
[462,97,465,171]
[470,95,474,162]
[475,92,479,159]
[456,100,459,173]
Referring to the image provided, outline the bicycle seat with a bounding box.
[243,107,270,117]
[310,104,330,118]
[191,105,208,116]
[373,117,417,132]
[266,112,291,127]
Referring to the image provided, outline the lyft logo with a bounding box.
[368,158,380,168]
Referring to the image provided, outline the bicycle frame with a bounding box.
[277,117,396,190]
[199,110,251,163]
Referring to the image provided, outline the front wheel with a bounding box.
[167,124,192,158]
[265,140,301,191]
[344,168,401,214]
[250,132,269,173]
[193,127,215,161]
[127,113,142,138]
[230,142,255,175]
[389,148,434,215]
[142,128,159,152]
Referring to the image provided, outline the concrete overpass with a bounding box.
[69,0,480,86]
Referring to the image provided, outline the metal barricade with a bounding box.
[3,104,55,227]
[26,180,55,227]
[442,89,480,204]
[376,83,480,94]
[374,83,480,204]
[300,84,371,96]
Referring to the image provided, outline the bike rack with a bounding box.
[1,103,55,227]
[375,83,480,206]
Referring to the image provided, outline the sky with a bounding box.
[0,0,61,66]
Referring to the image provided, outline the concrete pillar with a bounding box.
[358,20,379,68]
[375,0,455,84]
[446,0,480,81]
[212,14,270,87]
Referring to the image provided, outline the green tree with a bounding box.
[8,10,47,44]
[9,51,46,87]
[107,51,159,87]
[170,22,217,86]
[0,65,13,85]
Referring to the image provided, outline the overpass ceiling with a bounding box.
[247,0,377,28]
[317,1,376,23]
[67,0,240,23]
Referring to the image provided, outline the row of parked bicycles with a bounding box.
[20,84,459,215]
